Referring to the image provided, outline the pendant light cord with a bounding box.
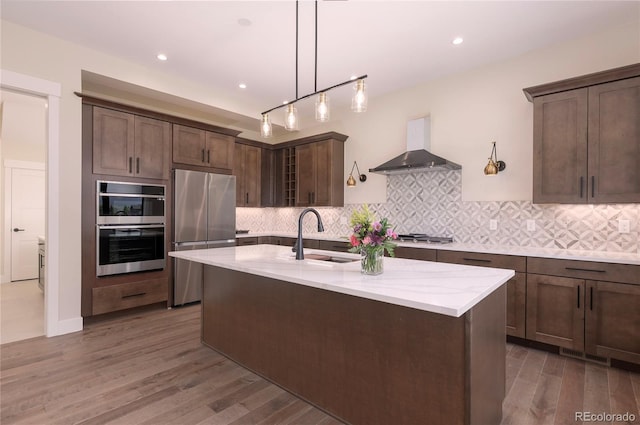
[295,1,299,100]
[314,0,318,93]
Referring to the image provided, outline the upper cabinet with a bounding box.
[234,142,262,207]
[524,64,640,204]
[93,106,171,180]
[293,134,346,207]
[173,124,235,171]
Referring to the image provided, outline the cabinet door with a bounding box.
[313,141,333,206]
[506,272,526,338]
[206,132,234,170]
[93,107,135,177]
[526,274,584,350]
[234,144,261,207]
[173,125,206,166]
[588,76,640,203]
[296,144,315,207]
[532,88,588,204]
[134,116,171,179]
[585,281,640,364]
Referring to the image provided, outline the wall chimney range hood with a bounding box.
[369,117,461,175]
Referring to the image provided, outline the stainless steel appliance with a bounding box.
[96,181,166,276]
[173,170,236,306]
[97,180,165,224]
[38,237,45,292]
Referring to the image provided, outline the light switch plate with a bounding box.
[489,219,498,231]
[618,219,630,234]
[526,220,536,232]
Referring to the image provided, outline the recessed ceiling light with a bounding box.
[452,37,464,45]
[157,53,168,61]
[238,18,252,27]
[239,83,247,89]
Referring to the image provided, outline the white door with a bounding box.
[11,168,45,281]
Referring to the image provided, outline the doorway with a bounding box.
[1,89,47,343]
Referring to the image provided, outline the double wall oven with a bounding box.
[96,181,166,276]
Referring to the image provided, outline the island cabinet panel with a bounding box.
[202,265,506,425]
[93,107,171,180]
[524,64,640,204]
[437,250,527,338]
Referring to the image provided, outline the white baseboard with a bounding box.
[47,316,83,337]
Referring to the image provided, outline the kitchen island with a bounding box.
[170,244,515,425]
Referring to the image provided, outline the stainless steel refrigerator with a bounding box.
[173,169,236,306]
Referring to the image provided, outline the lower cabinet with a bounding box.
[393,246,436,261]
[437,250,527,338]
[236,237,259,246]
[92,278,168,315]
[317,240,351,253]
[526,257,640,364]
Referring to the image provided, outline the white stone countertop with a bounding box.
[170,244,514,318]
[235,231,640,266]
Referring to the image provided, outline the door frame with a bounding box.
[1,69,72,337]
[3,160,45,283]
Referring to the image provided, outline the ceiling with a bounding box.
[2,1,638,135]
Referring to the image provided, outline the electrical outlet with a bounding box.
[526,220,536,232]
[618,219,630,234]
[340,216,348,225]
[489,219,498,231]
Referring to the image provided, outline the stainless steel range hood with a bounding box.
[369,117,461,175]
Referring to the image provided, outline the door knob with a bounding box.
[13,228,25,232]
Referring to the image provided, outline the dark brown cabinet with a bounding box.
[526,257,640,364]
[524,64,640,204]
[393,246,437,261]
[437,250,527,338]
[172,124,234,171]
[236,237,259,246]
[295,139,344,207]
[93,106,171,180]
[234,143,262,207]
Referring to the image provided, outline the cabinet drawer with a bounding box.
[394,246,436,261]
[93,278,168,315]
[437,250,526,272]
[527,257,640,286]
[236,237,259,246]
[317,240,351,253]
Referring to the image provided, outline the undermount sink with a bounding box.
[304,254,359,263]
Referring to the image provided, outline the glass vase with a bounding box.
[361,249,383,275]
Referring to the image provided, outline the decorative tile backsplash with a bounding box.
[237,171,640,254]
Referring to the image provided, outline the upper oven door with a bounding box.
[97,180,165,224]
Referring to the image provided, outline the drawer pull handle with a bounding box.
[565,267,606,273]
[462,257,491,263]
[577,286,580,309]
[591,176,595,198]
[590,286,593,311]
[122,292,146,299]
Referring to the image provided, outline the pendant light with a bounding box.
[351,79,368,112]
[259,1,369,136]
[315,92,330,122]
[284,103,299,131]
[260,114,272,138]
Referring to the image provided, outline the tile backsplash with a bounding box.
[237,171,639,254]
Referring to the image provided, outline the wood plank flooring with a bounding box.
[1,304,639,425]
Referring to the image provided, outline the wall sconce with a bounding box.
[346,161,367,187]
[484,141,506,176]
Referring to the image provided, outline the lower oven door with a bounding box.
[97,224,165,276]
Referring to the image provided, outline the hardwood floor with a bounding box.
[1,304,638,425]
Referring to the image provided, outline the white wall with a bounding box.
[275,20,640,204]
[1,16,638,328]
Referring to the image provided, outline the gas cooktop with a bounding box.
[397,233,454,244]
